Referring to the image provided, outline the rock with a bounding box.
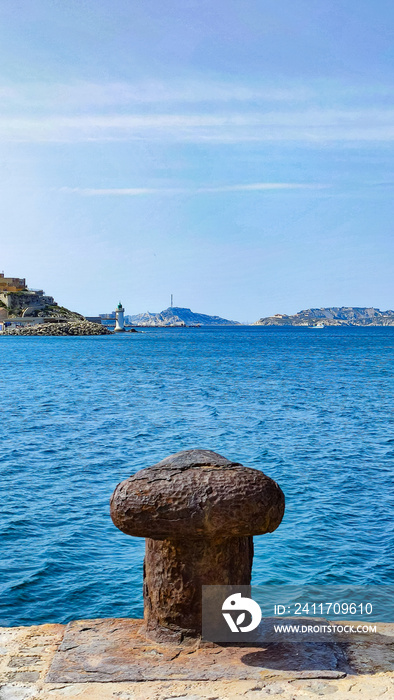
[1,321,113,336]
[0,686,37,700]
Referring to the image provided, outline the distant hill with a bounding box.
[126,307,241,327]
[255,307,394,326]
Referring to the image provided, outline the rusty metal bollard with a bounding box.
[110,449,285,642]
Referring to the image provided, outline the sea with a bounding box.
[1,326,393,626]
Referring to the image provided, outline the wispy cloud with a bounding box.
[0,80,392,113]
[1,109,394,144]
[0,77,393,145]
[62,183,328,196]
[0,80,314,112]
[1,77,394,146]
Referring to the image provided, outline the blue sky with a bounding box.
[0,0,393,321]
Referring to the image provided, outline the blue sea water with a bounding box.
[0,326,393,627]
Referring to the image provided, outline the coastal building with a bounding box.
[0,282,55,313]
[0,316,43,333]
[85,316,103,324]
[0,307,7,332]
[98,313,116,330]
[0,270,81,326]
[0,273,26,292]
[114,302,126,332]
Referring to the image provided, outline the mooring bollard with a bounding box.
[110,449,285,642]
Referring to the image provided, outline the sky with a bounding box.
[0,0,393,322]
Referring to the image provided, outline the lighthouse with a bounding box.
[114,301,126,332]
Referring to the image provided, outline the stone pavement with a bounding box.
[0,621,393,700]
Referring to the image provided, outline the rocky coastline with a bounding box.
[2,320,113,336]
[255,306,394,326]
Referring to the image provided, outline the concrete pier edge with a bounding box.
[0,619,393,700]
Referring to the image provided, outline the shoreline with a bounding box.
[2,323,394,335]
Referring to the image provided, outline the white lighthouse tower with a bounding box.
[114,301,126,332]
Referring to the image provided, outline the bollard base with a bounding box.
[46,617,353,683]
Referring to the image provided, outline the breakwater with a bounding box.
[1,320,112,336]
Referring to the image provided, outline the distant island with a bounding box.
[255,307,394,326]
[126,307,241,327]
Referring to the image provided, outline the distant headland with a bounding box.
[255,307,394,327]
[124,306,241,327]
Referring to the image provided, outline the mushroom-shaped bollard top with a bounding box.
[110,448,284,540]
[110,449,285,641]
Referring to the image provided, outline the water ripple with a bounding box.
[0,326,393,625]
